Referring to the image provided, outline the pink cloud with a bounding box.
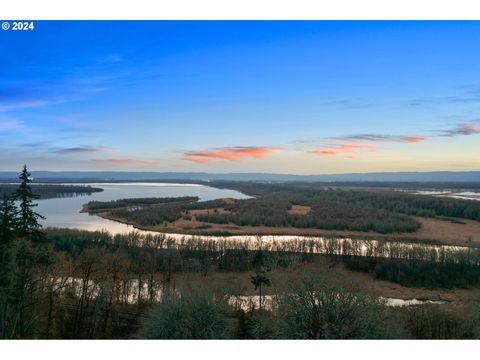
[440,122,480,137]
[310,143,377,156]
[400,136,426,143]
[464,122,480,133]
[182,147,282,163]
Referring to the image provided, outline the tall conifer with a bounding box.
[13,165,46,243]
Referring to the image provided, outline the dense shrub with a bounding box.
[275,274,388,339]
[138,288,232,339]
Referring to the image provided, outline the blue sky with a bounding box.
[1,21,480,173]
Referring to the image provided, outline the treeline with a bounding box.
[305,189,480,220]
[111,204,186,226]
[0,184,103,199]
[213,182,480,220]
[197,194,420,233]
[85,196,198,212]
[46,227,480,288]
[209,180,480,191]
[85,198,230,227]
[87,197,201,226]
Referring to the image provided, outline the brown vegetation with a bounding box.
[287,205,311,216]
[95,209,480,248]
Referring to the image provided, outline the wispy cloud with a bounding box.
[91,158,159,169]
[21,141,51,149]
[401,136,426,143]
[0,60,125,112]
[318,98,373,109]
[304,120,480,160]
[410,92,480,106]
[96,54,123,64]
[333,134,426,144]
[310,143,377,157]
[0,117,23,130]
[0,85,68,112]
[438,122,480,137]
[0,99,65,112]
[305,132,425,159]
[51,146,108,155]
[182,147,282,164]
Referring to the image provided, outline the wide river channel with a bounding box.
[38,182,250,235]
[37,182,477,257]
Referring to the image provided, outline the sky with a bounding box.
[1,21,480,174]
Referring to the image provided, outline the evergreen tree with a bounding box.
[250,269,271,310]
[0,194,17,288]
[1,166,51,338]
[13,165,46,243]
[0,194,17,247]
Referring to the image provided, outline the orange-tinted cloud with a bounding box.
[182,147,282,164]
[310,143,377,156]
[400,136,426,143]
[92,158,159,169]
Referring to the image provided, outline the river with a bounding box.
[37,182,475,257]
[37,182,250,234]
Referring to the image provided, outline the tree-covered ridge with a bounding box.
[0,184,103,199]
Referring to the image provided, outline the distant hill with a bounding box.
[0,171,479,183]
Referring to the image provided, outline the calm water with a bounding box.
[401,189,480,201]
[37,183,250,234]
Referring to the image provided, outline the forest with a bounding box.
[2,166,480,339]
[85,196,198,212]
[209,181,480,220]
[195,194,420,233]
[87,182,480,235]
